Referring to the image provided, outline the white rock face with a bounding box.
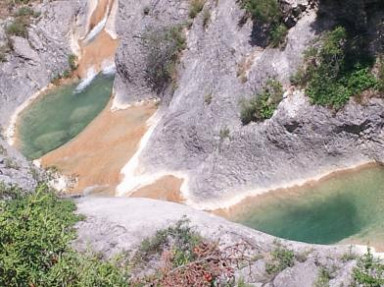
[73,197,362,286]
[113,0,384,209]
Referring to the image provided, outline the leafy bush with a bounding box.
[240,79,283,125]
[265,243,295,275]
[133,217,201,268]
[353,248,384,286]
[6,19,29,38]
[293,27,378,109]
[68,54,78,71]
[238,0,289,48]
[142,25,186,93]
[270,23,288,48]
[0,44,10,62]
[314,267,331,287]
[189,0,205,19]
[15,6,38,17]
[0,183,130,286]
[239,0,280,24]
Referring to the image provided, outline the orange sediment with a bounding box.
[130,176,185,203]
[89,0,111,30]
[76,30,119,78]
[76,0,118,78]
[40,101,157,195]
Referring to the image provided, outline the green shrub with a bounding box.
[68,54,78,71]
[189,0,205,19]
[240,79,283,125]
[265,243,295,275]
[353,248,384,286]
[294,27,378,109]
[0,184,131,286]
[239,0,289,48]
[142,25,186,93]
[0,184,80,285]
[314,267,331,287]
[239,0,281,24]
[0,182,21,200]
[270,23,288,48]
[133,217,201,268]
[219,127,230,140]
[0,44,10,62]
[6,19,28,38]
[15,6,37,17]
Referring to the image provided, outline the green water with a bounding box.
[18,74,114,160]
[235,166,384,245]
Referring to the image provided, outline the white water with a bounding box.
[75,67,98,92]
[101,60,116,75]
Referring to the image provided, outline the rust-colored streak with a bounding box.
[76,30,119,78]
[130,176,185,203]
[40,101,157,195]
[89,0,112,30]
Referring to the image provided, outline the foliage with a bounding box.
[68,54,78,71]
[0,182,22,200]
[189,0,205,19]
[219,127,230,140]
[353,248,384,287]
[340,246,357,262]
[6,18,29,38]
[293,26,378,109]
[5,5,39,38]
[239,0,280,24]
[0,183,130,286]
[270,23,288,48]
[314,267,331,287]
[240,79,283,125]
[142,25,186,93]
[15,6,39,18]
[265,243,295,275]
[238,0,288,47]
[133,217,202,268]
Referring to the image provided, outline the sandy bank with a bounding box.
[130,175,184,203]
[40,100,157,194]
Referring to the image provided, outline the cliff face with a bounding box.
[0,1,87,190]
[114,0,384,208]
[0,0,85,127]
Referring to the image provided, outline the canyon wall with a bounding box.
[0,1,86,190]
[114,0,384,209]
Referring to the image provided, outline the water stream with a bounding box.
[18,74,114,160]
[229,165,384,247]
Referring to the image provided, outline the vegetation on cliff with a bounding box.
[291,26,381,109]
[240,79,283,124]
[238,0,288,47]
[142,25,186,94]
[0,184,130,287]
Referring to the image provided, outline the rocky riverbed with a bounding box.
[1,0,383,285]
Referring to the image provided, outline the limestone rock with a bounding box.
[74,197,361,285]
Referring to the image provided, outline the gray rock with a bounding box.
[74,197,361,285]
[113,0,190,106]
[114,0,384,209]
[0,137,37,191]
[0,0,82,127]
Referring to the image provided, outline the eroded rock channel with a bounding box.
[1,0,384,285]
